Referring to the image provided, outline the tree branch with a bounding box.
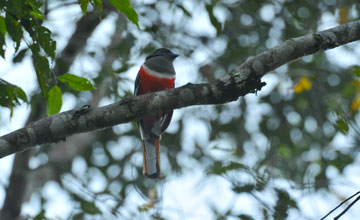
[1,20,359,159]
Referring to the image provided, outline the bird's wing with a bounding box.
[134,72,141,95]
[160,111,173,134]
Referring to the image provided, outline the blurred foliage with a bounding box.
[0,0,131,115]
[1,0,360,219]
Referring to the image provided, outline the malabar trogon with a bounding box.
[134,48,178,178]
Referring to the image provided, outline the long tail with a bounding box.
[142,136,161,178]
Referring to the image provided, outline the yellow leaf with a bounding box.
[339,6,348,25]
[351,95,360,111]
[137,188,158,212]
[302,77,312,90]
[138,201,156,212]
[294,76,312,93]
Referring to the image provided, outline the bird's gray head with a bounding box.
[146,48,179,61]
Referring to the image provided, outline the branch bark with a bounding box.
[0,20,359,159]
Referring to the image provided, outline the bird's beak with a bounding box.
[171,53,179,60]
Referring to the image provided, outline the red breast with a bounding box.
[138,65,175,95]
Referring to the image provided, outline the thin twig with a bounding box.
[334,195,360,220]
[320,191,360,220]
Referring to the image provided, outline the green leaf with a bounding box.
[20,17,36,37]
[32,51,50,99]
[30,10,45,20]
[0,78,28,111]
[179,6,191,17]
[205,4,222,36]
[13,86,28,103]
[5,12,23,52]
[273,189,297,220]
[90,0,103,16]
[342,81,357,98]
[80,200,101,215]
[47,85,62,115]
[336,119,349,134]
[72,213,85,220]
[7,0,23,17]
[209,161,249,175]
[232,184,255,193]
[176,4,191,17]
[78,0,90,14]
[0,16,6,35]
[13,48,28,63]
[58,73,96,91]
[0,33,5,58]
[329,150,353,172]
[33,209,46,220]
[38,27,56,59]
[108,0,139,28]
[27,1,45,20]
[237,214,254,220]
[352,66,360,77]
[226,161,249,170]
[0,16,6,57]
[278,144,291,159]
[208,161,225,175]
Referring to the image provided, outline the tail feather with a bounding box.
[142,136,161,178]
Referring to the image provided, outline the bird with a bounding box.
[134,48,178,178]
